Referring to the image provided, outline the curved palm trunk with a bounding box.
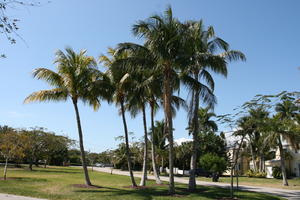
[120,100,137,187]
[189,73,200,191]
[140,105,148,186]
[150,101,162,184]
[3,158,8,180]
[72,99,92,186]
[278,135,288,186]
[163,67,175,194]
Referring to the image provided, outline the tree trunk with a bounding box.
[230,166,234,198]
[278,136,288,186]
[120,100,137,187]
[189,76,200,191]
[140,105,148,186]
[72,99,92,186]
[249,139,257,172]
[29,159,33,171]
[163,66,175,194]
[150,101,162,184]
[3,158,8,180]
[231,135,245,198]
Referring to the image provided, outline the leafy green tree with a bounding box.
[200,153,227,182]
[24,48,106,186]
[0,130,25,180]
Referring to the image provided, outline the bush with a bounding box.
[199,153,228,182]
[246,169,266,178]
[272,166,294,179]
[272,166,282,179]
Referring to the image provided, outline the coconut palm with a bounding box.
[99,48,137,187]
[132,6,186,194]
[24,48,107,186]
[182,20,245,191]
[267,100,300,186]
[125,69,153,186]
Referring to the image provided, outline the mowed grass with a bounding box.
[196,176,300,190]
[0,166,284,200]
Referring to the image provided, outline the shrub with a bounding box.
[246,169,266,178]
[199,153,228,182]
[272,166,282,179]
[272,166,293,179]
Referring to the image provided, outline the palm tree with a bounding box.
[24,48,106,186]
[182,20,245,191]
[132,6,186,194]
[268,100,300,186]
[125,69,153,186]
[99,48,137,187]
[150,120,168,174]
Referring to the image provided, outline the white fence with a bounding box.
[165,167,190,175]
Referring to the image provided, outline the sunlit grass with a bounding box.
[0,166,284,200]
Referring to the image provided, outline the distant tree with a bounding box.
[200,153,228,182]
[21,128,47,170]
[0,130,25,180]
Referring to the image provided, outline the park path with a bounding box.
[92,167,300,200]
[0,193,46,200]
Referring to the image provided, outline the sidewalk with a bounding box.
[92,167,300,200]
[0,193,46,200]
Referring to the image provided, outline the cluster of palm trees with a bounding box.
[24,6,245,194]
[230,92,300,188]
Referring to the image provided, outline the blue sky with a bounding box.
[0,0,299,152]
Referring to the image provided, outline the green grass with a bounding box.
[195,176,300,190]
[0,166,284,200]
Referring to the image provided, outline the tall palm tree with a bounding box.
[132,6,186,194]
[99,48,137,187]
[125,69,153,186]
[24,48,106,186]
[182,20,245,191]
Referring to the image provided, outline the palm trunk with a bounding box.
[278,135,288,186]
[189,75,200,191]
[163,67,175,194]
[150,101,162,184]
[249,142,257,172]
[230,135,245,198]
[3,158,8,180]
[120,100,137,187]
[140,105,148,186]
[72,99,92,186]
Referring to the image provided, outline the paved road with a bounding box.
[0,193,46,200]
[93,167,300,200]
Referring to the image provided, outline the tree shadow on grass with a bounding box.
[73,184,281,200]
[31,168,81,174]
[0,177,48,183]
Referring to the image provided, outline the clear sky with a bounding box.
[0,0,299,152]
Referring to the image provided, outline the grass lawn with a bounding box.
[0,166,284,200]
[196,176,300,190]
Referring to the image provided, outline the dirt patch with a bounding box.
[72,184,102,189]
